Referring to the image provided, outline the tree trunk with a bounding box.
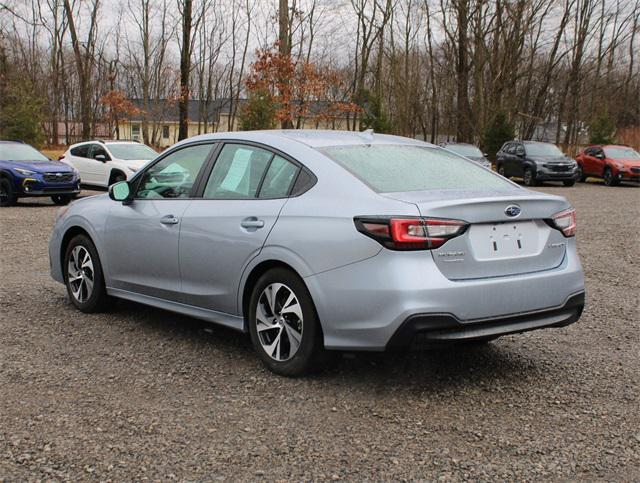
[178,0,193,141]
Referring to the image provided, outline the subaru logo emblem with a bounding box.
[56,173,62,177]
[505,204,521,218]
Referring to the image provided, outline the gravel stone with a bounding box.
[0,183,638,480]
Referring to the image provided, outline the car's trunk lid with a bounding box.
[382,189,569,280]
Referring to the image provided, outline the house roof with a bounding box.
[127,98,244,123]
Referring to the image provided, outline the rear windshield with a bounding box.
[321,144,512,193]
[444,144,483,157]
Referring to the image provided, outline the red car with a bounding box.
[576,145,640,186]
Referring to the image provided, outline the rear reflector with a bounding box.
[550,208,577,237]
[355,216,468,250]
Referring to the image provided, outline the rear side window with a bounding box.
[258,155,299,198]
[203,144,273,199]
[70,145,90,157]
[321,145,513,193]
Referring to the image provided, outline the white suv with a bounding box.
[61,140,158,188]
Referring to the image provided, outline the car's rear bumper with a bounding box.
[305,238,585,351]
[387,291,584,349]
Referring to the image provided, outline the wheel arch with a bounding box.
[59,226,93,271]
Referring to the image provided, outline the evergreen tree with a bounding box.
[589,111,616,145]
[0,81,45,146]
[358,89,392,134]
[482,112,515,161]
[238,90,276,131]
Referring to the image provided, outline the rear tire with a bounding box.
[0,178,17,207]
[51,194,73,205]
[248,268,327,376]
[64,234,110,313]
[523,168,538,186]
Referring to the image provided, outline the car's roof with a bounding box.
[443,142,476,146]
[183,129,435,149]
[0,140,24,145]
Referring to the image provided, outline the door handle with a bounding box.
[240,217,265,229]
[160,215,179,225]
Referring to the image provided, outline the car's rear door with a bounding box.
[178,143,301,316]
[103,143,215,301]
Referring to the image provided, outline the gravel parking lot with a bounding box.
[1,182,638,481]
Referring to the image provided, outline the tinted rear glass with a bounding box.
[321,145,512,193]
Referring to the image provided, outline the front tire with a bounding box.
[603,167,618,186]
[248,268,326,376]
[577,165,586,182]
[563,179,576,187]
[51,194,73,205]
[64,234,110,313]
[497,165,507,178]
[0,178,17,207]
[523,168,538,186]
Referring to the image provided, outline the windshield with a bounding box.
[445,144,483,158]
[106,143,157,160]
[321,144,512,193]
[0,144,49,162]
[525,143,563,157]
[604,147,640,161]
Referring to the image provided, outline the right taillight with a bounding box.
[550,208,577,237]
[354,216,468,250]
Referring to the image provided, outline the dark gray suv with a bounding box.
[496,141,579,187]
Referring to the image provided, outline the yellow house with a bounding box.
[116,99,354,149]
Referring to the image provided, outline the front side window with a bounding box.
[89,144,110,161]
[504,143,515,154]
[135,144,213,199]
[321,144,513,193]
[203,144,273,199]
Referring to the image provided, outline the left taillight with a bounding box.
[550,208,577,237]
[354,216,468,250]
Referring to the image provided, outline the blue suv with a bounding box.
[0,141,80,207]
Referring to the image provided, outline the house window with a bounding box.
[131,124,141,140]
[162,125,170,139]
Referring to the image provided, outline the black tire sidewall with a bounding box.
[0,178,17,206]
[51,194,72,205]
[524,169,536,186]
[248,268,323,376]
[64,235,108,313]
[563,179,576,187]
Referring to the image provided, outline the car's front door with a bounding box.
[179,143,301,315]
[87,144,113,187]
[103,143,215,301]
[513,143,526,177]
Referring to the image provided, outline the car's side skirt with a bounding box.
[106,287,246,332]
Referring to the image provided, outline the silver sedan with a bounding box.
[49,130,585,376]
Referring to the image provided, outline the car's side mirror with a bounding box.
[596,153,605,160]
[109,181,132,204]
[483,153,489,158]
[95,154,107,162]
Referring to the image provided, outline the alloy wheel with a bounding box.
[67,245,95,303]
[256,283,304,362]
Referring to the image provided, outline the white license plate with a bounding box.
[469,221,542,260]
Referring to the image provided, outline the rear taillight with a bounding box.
[354,216,468,250]
[550,208,577,237]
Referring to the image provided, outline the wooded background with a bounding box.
[0,0,638,152]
